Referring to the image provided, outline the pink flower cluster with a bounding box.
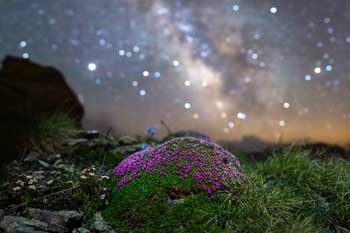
[114,137,243,196]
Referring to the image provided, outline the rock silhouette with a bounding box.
[0,56,84,165]
[0,56,83,122]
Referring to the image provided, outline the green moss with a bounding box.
[103,173,228,232]
[103,172,316,232]
[102,146,350,232]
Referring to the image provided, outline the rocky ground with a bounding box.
[1,130,349,232]
[0,130,159,233]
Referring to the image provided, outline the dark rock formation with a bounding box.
[0,56,83,123]
[0,56,84,165]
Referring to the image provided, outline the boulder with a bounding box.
[0,56,84,123]
[0,56,84,165]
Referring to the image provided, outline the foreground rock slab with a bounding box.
[26,208,83,229]
[0,209,83,233]
[0,216,65,233]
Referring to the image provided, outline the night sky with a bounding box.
[1,0,350,145]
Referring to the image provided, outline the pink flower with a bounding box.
[113,137,243,196]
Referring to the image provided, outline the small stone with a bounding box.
[167,196,186,209]
[46,180,54,185]
[33,171,45,175]
[0,209,4,222]
[73,227,91,233]
[92,212,112,232]
[67,138,89,146]
[118,136,137,145]
[78,130,100,139]
[59,164,75,173]
[38,160,50,168]
[48,154,61,162]
[112,144,143,155]
[24,151,39,162]
[34,174,45,180]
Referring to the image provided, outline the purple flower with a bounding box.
[100,193,106,200]
[114,137,244,196]
[146,127,158,136]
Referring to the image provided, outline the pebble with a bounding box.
[73,227,91,233]
[38,160,50,168]
[24,151,39,162]
[46,179,54,185]
[0,209,4,222]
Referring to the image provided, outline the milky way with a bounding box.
[1,0,350,145]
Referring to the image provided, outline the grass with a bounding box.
[102,145,350,233]
[69,174,111,222]
[30,113,78,153]
[75,148,124,169]
[3,119,348,232]
[0,112,79,177]
[162,130,210,142]
[257,147,350,231]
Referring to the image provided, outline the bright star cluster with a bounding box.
[0,0,349,145]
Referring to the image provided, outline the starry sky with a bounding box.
[1,0,350,145]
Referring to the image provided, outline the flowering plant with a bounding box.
[146,127,158,136]
[114,137,243,197]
